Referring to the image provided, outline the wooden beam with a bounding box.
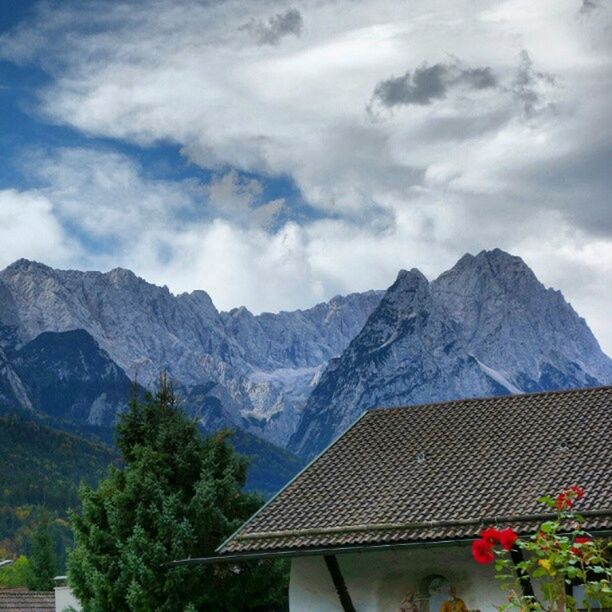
[324,555,356,612]
[510,547,535,598]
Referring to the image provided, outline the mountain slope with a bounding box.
[9,329,134,427]
[289,250,612,458]
[0,327,136,428]
[0,413,116,561]
[0,260,382,444]
[0,326,304,496]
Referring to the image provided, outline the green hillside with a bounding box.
[228,427,305,496]
[0,414,116,564]
[0,412,304,567]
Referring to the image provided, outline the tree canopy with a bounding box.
[68,380,287,611]
[27,519,58,591]
[0,555,31,588]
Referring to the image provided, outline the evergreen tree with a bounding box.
[68,379,287,611]
[27,520,58,590]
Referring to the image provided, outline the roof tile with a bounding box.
[220,386,612,555]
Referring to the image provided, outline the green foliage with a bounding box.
[27,519,59,591]
[219,427,304,497]
[0,414,115,565]
[0,555,31,588]
[486,488,612,611]
[68,380,288,611]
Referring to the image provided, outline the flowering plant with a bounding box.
[471,487,612,611]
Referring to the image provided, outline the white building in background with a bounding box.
[173,386,612,611]
[54,577,81,612]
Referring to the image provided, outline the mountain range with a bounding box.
[0,249,610,469]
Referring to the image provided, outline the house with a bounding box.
[0,588,54,612]
[177,386,612,611]
[0,584,81,612]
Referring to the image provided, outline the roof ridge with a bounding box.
[366,384,612,414]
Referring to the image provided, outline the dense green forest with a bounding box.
[0,410,303,573]
[0,414,116,566]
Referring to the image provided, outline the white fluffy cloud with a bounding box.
[0,189,74,268]
[0,0,610,351]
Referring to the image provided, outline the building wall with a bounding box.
[54,586,82,612]
[289,542,508,612]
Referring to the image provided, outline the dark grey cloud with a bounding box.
[512,50,556,117]
[241,8,303,45]
[369,61,497,109]
[579,0,600,14]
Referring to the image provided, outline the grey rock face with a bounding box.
[289,249,612,459]
[0,327,134,426]
[2,250,610,457]
[0,259,382,444]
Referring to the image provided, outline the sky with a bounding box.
[0,0,610,352]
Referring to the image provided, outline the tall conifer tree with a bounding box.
[27,520,58,591]
[68,378,287,611]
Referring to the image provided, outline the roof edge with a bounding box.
[233,508,612,542]
[365,385,612,414]
[171,527,612,566]
[216,410,371,554]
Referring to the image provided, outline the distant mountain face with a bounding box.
[10,329,134,427]
[0,327,133,427]
[1,249,610,463]
[0,327,305,497]
[0,259,382,445]
[289,250,612,458]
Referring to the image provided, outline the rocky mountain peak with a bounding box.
[376,267,431,322]
[105,267,140,285]
[394,267,428,286]
[436,248,538,288]
[289,251,612,459]
[3,258,55,279]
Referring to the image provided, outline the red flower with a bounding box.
[472,538,494,564]
[555,492,571,510]
[575,536,591,543]
[570,485,584,499]
[555,486,585,510]
[499,528,519,551]
[481,527,501,543]
[571,536,591,556]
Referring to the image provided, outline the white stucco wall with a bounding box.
[289,542,508,612]
[54,586,82,612]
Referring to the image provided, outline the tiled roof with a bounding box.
[220,386,612,555]
[0,589,54,611]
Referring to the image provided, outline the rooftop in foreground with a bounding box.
[0,589,54,611]
[211,386,612,558]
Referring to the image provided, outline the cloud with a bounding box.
[0,189,74,269]
[579,0,599,14]
[25,148,200,244]
[205,170,285,229]
[369,61,497,109]
[0,0,610,352]
[511,50,557,117]
[241,8,303,45]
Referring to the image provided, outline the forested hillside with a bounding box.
[0,415,116,564]
[0,412,303,566]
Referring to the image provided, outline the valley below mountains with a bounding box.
[1,248,610,475]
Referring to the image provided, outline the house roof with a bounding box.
[218,386,612,556]
[0,589,54,611]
